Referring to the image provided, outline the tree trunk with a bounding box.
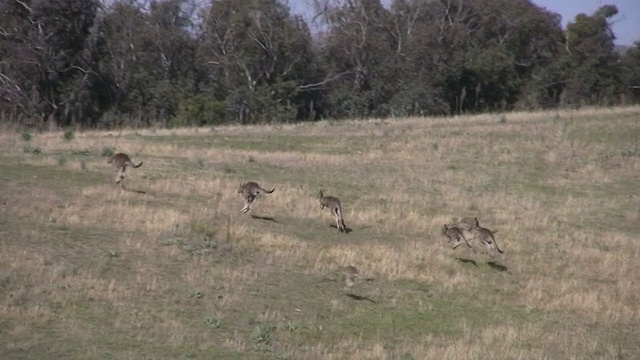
[46,113,59,132]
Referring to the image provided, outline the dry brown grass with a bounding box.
[1,106,639,359]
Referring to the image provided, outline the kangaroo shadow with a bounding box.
[329,224,353,233]
[455,257,479,267]
[250,215,279,223]
[345,293,377,304]
[487,261,509,273]
[120,184,146,194]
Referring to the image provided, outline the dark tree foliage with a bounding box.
[422,0,564,113]
[559,5,622,106]
[0,0,633,129]
[0,0,107,129]
[99,0,198,127]
[620,42,640,103]
[312,0,402,118]
[196,0,318,124]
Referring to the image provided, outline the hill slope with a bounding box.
[1,107,639,359]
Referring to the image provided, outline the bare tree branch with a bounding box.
[15,0,33,13]
[297,70,351,91]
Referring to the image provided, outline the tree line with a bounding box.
[1,0,639,130]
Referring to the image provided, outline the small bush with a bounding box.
[23,145,42,154]
[21,131,32,142]
[101,146,115,158]
[58,156,68,167]
[203,316,222,329]
[63,130,75,141]
[174,95,228,127]
[281,322,298,332]
[251,324,275,351]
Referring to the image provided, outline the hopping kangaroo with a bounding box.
[108,153,143,184]
[448,217,476,241]
[319,191,347,233]
[237,181,275,213]
[471,217,503,254]
[442,223,472,250]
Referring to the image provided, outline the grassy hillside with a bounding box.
[1,107,639,359]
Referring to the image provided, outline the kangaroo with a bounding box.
[471,217,503,254]
[237,181,275,213]
[319,191,347,233]
[442,223,472,250]
[448,217,476,242]
[108,153,143,184]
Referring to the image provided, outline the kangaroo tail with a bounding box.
[262,187,275,194]
[132,161,143,168]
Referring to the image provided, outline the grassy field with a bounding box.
[1,106,639,359]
